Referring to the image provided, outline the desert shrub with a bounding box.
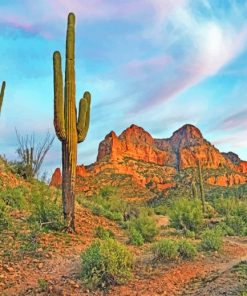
[29,182,63,231]
[216,222,234,236]
[152,239,178,262]
[127,213,158,245]
[95,226,115,240]
[127,226,144,246]
[200,228,223,251]
[225,216,247,236]
[168,198,204,232]
[80,186,126,222]
[204,203,217,219]
[0,199,10,231]
[81,238,133,289]
[0,186,28,210]
[184,230,196,238]
[177,240,197,259]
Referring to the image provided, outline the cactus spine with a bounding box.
[53,13,91,231]
[0,81,6,114]
[197,160,206,213]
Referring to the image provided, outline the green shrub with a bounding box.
[177,240,197,259]
[200,228,223,251]
[226,216,247,236]
[168,198,204,232]
[152,239,178,262]
[29,183,63,231]
[0,199,10,231]
[0,186,28,210]
[184,230,196,238]
[80,186,126,223]
[216,222,234,236]
[95,226,115,240]
[127,213,158,245]
[127,226,144,246]
[81,239,133,289]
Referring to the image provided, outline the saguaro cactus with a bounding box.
[53,13,91,231]
[197,160,206,213]
[191,180,198,199]
[0,81,6,114]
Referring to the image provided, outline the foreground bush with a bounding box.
[168,198,204,232]
[177,240,197,259]
[127,213,158,245]
[152,239,178,262]
[29,182,63,231]
[225,216,247,236]
[200,228,223,251]
[0,186,28,210]
[95,226,115,240]
[0,199,10,231]
[81,239,133,289]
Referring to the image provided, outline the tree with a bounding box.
[15,130,54,179]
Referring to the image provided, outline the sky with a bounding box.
[1,0,247,177]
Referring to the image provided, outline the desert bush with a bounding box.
[225,216,247,236]
[216,222,234,236]
[95,226,115,240]
[177,240,197,259]
[127,213,158,245]
[127,226,145,246]
[81,238,133,289]
[81,186,126,222]
[184,230,196,238]
[0,199,10,231]
[152,239,178,262]
[29,182,63,231]
[200,228,223,251]
[0,186,28,210]
[168,198,204,232]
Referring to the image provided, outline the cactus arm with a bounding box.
[0,81,6,114]
[77,91,91,143]
[53,51,66,141]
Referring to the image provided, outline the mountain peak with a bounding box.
[172,124,203,139]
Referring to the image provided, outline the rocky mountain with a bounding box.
[50,124,247,199]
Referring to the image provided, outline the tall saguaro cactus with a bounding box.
[53,13,91,231]
[197,160,206,213]
[0,81,6,114]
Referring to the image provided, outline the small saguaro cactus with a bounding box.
[53,12,91,231]
[197,160,206,213]
[0,81,6,114]
[191,179,198,199]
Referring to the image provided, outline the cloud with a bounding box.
[132,0,247,112]
[218,108,247,130]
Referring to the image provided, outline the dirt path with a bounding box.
[179,237,247,296]
[1,209,247,296]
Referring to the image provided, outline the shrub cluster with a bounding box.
[200,228,223,251]
[81,238,133,289]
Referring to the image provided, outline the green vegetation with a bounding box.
[200,228,223,251]
[177,240,197,259]
[127,211,158,245]
[53,12,91,231]
[152,239,178,262]
[168,198,204,232]
[80,186,126,222]
[81,238,133,289]
[95,226,115,240]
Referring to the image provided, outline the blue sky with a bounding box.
[1,0,247,176]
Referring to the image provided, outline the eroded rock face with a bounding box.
[207,174,247,186]
[50,123,247,193]
[50,168,62,187]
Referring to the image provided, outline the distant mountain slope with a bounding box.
[50,124,247,198]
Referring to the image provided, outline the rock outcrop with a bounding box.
[51,124,247,195]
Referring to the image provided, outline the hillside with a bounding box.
[51,124,247,198]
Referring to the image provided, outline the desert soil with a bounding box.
[0,209,247,296]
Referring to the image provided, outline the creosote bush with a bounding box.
[200,228,223,251]
[127,212,159,245]
[152,239,178,262]
[177,240,197,259]
[95,226,115,240]
[81,238,133,289]
[28,181,64,231]
[168,198,204,233]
